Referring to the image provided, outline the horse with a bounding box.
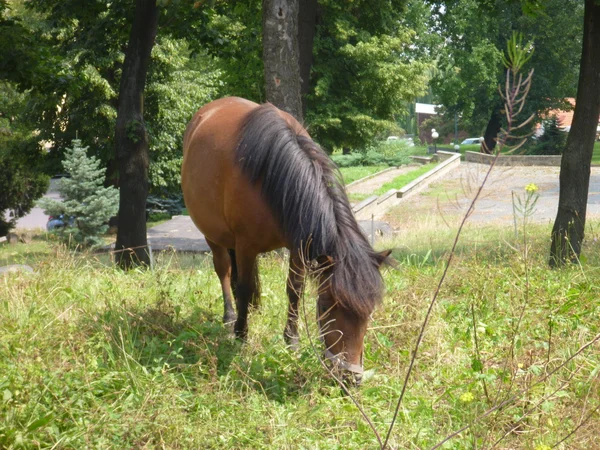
[181,97,390,384]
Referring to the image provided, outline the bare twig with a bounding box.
[294,246,385,448]
[429,331,600,449]
[552,403,600,448]
[383,60,534,449]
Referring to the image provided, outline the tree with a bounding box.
[3,0,221,191]
[429,0,583,152]
[262,0,303,120]
[305,0,430,151]
[549,0,600,266]
[0,137,48,236]
[113,0,159,268]
[38,139,118,247]
[298,0,318,116]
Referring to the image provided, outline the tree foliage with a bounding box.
[2,0,223,193]
[306,0,431,151]
[39,139,118,248]
[428,0,583,138]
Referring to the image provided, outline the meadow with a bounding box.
[2,218,600,449]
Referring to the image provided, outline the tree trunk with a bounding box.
[262,0,303,121]
[481,101,503,154]
[114,0,159,269]
[550,0,600,266]
[298,0,317,116]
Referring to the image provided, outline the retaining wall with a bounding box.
[464,151,562,166]
[352,152,461,220]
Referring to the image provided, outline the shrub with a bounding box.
[527,116,566,155]
[331,150,412,168]
[330,153,366,167]
[0,137,49,236]
[39,139,118,248]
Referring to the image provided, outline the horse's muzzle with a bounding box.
[324,349,364,386]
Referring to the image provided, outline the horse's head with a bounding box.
[316,249,392,386]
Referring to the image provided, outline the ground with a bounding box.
[346,165,419,195]
[2,161,600,449]
[384,163,600,226]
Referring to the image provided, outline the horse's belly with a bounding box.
[182,99,287,252]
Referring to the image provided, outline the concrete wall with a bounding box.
[397,152,461,199]
[352,152,461,220]
[465,151,562,166]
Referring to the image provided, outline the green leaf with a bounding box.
[27,414,53,432]
[3,389,13,402]
[471,358,484,372]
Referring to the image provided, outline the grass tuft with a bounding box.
[1,227,600,448]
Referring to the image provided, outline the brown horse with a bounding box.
[182,97,390,383]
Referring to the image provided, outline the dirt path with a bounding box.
[346,165,421,194]
[384,163,600,230]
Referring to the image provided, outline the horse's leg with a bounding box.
[284,253,305,350]
[206,239,237,324]
[232,246,260,340]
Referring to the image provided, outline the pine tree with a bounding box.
[39,139,118,248]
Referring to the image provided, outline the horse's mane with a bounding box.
[235,103,384,318]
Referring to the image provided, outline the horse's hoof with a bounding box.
[284,333,300,351]
[223,313,237,325]
[234,323,248,341]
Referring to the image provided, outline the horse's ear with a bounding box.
[374,249,393,268]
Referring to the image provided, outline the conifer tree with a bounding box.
[39,139,119,248]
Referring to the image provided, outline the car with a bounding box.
[46,214,75,231]
[461,137,483,145]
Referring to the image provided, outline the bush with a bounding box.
[0,137,49,236]
[527,116,566,155]
[146,193,184,217]
[331,148,412,168]
[38,139,118,248]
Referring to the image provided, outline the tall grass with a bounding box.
[1,227,600,448]
[339,165,387,185]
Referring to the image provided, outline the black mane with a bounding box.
[235,104,384,318]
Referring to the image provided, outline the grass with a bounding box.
[348,163,439,203]
[592,141,600,164]
[339,165,387,185]
[375,163,438,195]
[1,224,600,449]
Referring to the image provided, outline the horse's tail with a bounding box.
[228,249,261,308]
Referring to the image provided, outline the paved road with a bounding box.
[384,163,600,228]
[13,163,600,251]
[5,179,61,230]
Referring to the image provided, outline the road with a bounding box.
[384,163,600,228]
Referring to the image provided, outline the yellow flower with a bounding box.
[525,183,539,193]
[460,392,475,403]
[535,445,552,450]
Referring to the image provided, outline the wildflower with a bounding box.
[525,183,539,193]
[535,445,552,450]
[460,392,475,403]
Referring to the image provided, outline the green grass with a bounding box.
[347,164,439,203]
[1,227,600,449]
[375,163,438,195]
[592,141,600,164]
[339,165,387,185]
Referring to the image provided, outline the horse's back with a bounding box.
[182,97,287,252]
